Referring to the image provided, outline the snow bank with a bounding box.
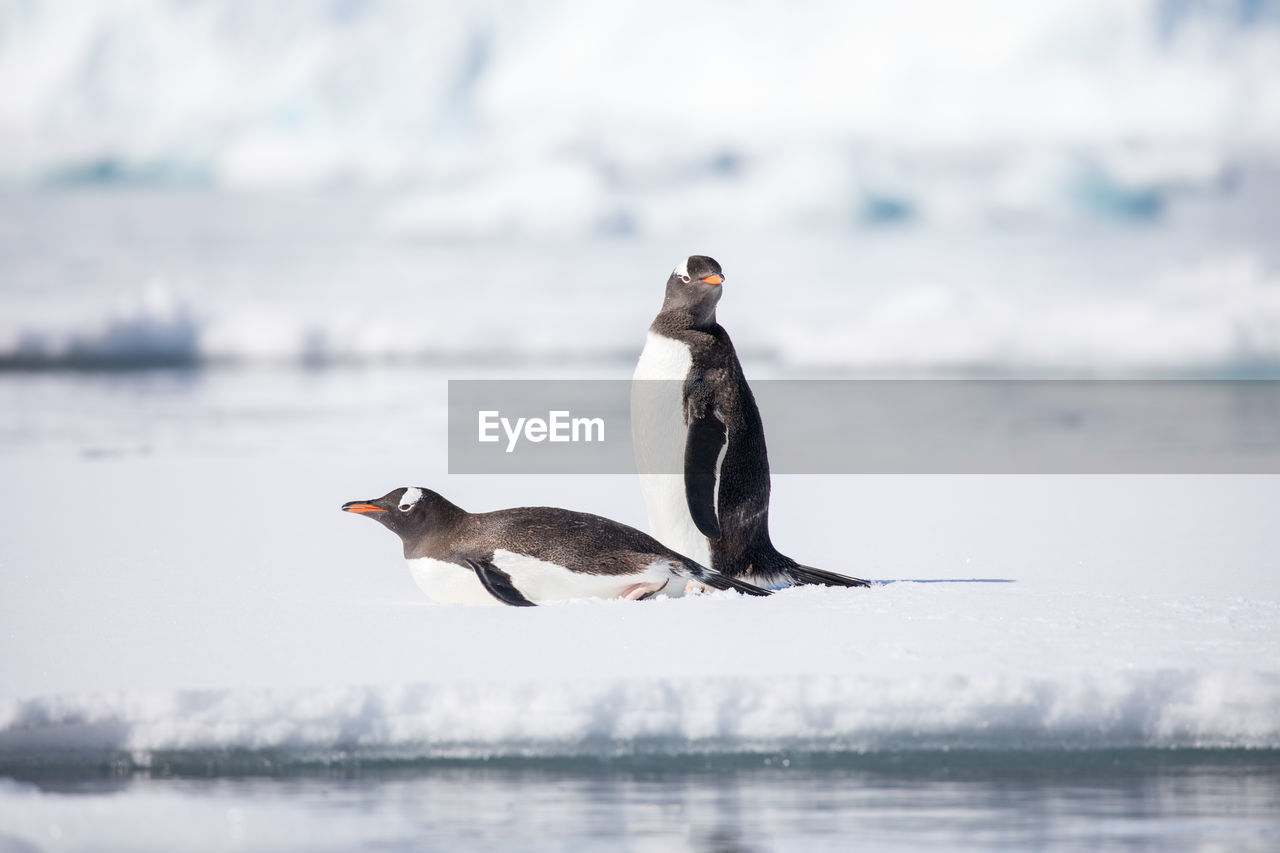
[778,254,1280,371]
[0,280,627,370]
[2,456,1278,767]
[2,668,1278,767]
[0,281,202,368]
[5,253,1280,372]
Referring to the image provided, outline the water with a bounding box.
[4,752,1279,851]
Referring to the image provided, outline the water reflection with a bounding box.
[4,751,1279,851]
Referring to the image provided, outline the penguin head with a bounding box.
[342,487,460,547]
[663,255,724,326]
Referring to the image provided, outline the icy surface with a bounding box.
[2,457,1278,763]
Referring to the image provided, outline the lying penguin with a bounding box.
[632,255,870,589]
[342,486,771,606]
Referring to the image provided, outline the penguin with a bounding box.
[341,486,771,606]
[631,255,870,589]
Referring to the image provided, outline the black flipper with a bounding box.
[684,408,726,540]
[789,564,872,589]
[465,559,537,607]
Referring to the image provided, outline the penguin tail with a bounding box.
[788,564,872,589]
[675,562,772,597]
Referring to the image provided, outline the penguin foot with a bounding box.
[622,580,669,601]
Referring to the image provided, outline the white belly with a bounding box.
[406,551,685,605]
[632,331,713,566]
[405,557,500,606]
[492,549,683,602]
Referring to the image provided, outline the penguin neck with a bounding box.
[428,493,469,522]
[401,498,469,559]
[659,305,718,331]
[658,285,721,331]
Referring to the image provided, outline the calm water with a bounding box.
[4,751,1279,851]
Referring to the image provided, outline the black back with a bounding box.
[455,505,691,576]
[348,487,698,577]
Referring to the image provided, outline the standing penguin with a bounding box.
[632,255,869,589]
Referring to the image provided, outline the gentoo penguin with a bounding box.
[632,255,870,589]
[341,486,771,606]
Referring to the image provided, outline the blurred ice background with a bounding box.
[2,4,1280,848]
[2,0,1279,384]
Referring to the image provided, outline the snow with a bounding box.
[0,187,1277,766]
[1,456,1277,765]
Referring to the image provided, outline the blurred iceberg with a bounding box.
[2,0,1278,235]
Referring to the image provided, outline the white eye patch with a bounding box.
[398,487,423,512]
[673,257,690,281]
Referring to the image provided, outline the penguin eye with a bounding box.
[398,503,414,512]
[679,275,691,283]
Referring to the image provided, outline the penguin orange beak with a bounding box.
[342,502,387,514]
[701,274,724,285]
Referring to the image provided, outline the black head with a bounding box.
[661,255,724,328]
[341,487,464,552]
